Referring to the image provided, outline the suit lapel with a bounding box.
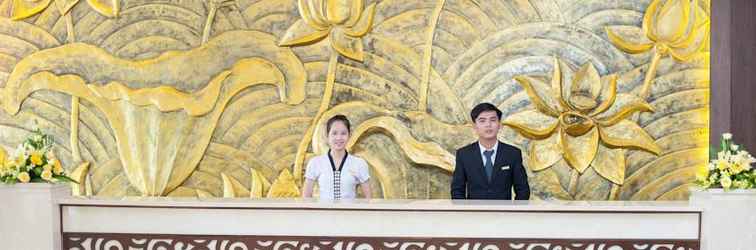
[491,141,507,185]
[469,142,488,187]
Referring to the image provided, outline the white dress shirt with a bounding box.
[478,141,499,167]
[304,153,370,200]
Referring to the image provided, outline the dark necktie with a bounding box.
[483,150,494,182]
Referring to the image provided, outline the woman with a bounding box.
[302,115,371,200]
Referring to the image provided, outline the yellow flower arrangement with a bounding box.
[0,129,77,185]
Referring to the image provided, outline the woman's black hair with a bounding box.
[326,115,351,134]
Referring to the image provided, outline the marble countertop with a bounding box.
[58,196,701,212]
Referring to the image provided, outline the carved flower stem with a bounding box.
[609,183,621,200]
[64,12,76,43]
[616,48,663,200]
[419,0,446,112]
[64,11,82,163]
[568,168,579,196]
[294,48,339,183]
[640,49,664,100]
[202,1,219,45]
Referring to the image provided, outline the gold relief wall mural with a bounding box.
[0,0,709,200]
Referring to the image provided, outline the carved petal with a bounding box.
[560,127,599,173]
[86,0,119,17]
[551,57,571,112]
[300,0,329,29]
[325,0,351,24]
[595,94,654,126]
[670,0,703,48]
[250,168,270,198]
[670,21,710,62]
[279,20,331,46]
[592,146,626,185]
[642,0,663,42]
[331,28,364,61]
[344,2,376,37]
[528,133,562,171]
[606,27,654,54]
[196,189,214,198]
[0,0,11,18]
[503,109,559,139]
[514,75,561,117]
[69,162,91,196]
[344,0,363,27]
[599,120,662,155]
[568,63,602,112]
[655,0,690,42]
[267,169,301,198]
[590,74,618,116]
[221,173,250,198]
[10,0,53,20]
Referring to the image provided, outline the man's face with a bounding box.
[473,110,501,141]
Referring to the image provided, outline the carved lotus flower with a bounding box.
[504,58,662,184]
[279,0,376,61]
[606,0,709,61]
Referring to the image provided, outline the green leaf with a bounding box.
[32,167,42,176]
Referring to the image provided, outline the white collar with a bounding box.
[478,141,499,156]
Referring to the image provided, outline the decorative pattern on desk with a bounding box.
[64,233,699,250]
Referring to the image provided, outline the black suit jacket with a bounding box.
[451,141,530,200]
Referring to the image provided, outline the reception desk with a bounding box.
[59,197,700,250]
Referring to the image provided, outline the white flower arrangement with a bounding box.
[696,133,756,190]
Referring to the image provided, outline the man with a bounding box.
[451,103,530,200]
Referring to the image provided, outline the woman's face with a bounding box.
[327,121,350,151]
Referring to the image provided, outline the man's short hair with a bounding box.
[470,103,502,121]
